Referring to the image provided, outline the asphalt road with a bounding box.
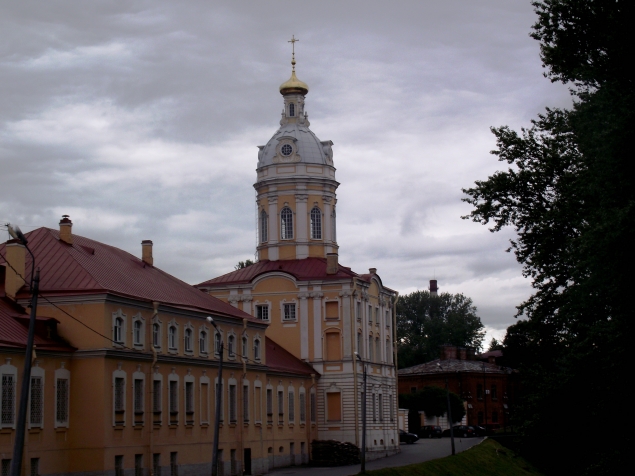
[270,437,485,476]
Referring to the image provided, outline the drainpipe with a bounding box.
[351,281,360,447]
[392,293,399,443]
[307,374,316,463]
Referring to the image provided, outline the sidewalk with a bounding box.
[269,437,484,476]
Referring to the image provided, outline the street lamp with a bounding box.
[207,316,224,476]
[436,362,455,456]
[354,352,367,473]
[7,225,41,476]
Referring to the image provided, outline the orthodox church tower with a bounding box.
[198,39,399,460]
[255,38,338,261]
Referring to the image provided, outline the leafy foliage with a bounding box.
[234,259,255,270]
[399,386,465,425]
[396,290,484,368]
[463,1,633,474]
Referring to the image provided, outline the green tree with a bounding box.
[234,259,255,270]
[486,338,503,352]
[396,291,484,369]
[399,386,466,432]
[462,1,633,473]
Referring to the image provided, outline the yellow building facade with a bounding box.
[1,220,318,476]
[197,58,400,458]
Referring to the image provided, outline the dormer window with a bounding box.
[289,103,295,117]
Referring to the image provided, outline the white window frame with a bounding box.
[280,206,294,240]
[242,380,250,423]
[112,367,126,427]
[260,209,268,243]
[227,332,236,360]
[228,379,237,423]
[1,359,18,429]
[253,336,261,361]
[183,323,194,355]
[200,373,211,426]
[255,302,271,321]
[199,325,209,356]
[184,373,195,426]
[281,301,297,322]
[133,368,145,427]
[241,333,249,359]
[214,330,224,357]
[132,313,145,349]
[112,309,126,346]
[152,316,162,351]
[153,372,163,426]
[167,320,179,354]
[254,379,262,424]
[55,365,71,428]
[299,387,306,424]
[310,206,322,240]
[28,363,45,429]
[288,386,295,425]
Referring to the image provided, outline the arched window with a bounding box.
[289,103,295,117]
[260,209,268,243]
[357,332,362,356]
[152,323,160,347]
[254,338,261,360]
[228,335,235,357]
[242,336,248,358]
[375,338,381,362]
[215,332,222,355]
[168,326,177,349]
[184,328,193,352]
[200,330,207,353]
[368,335,373,362]
[281,207,293,240]
[310,206,322,239]
[114,317,124,343]
[133,320,142,345]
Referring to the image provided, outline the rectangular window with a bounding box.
[256,305,269,321]
[376,339,381,363]
[326,392,342,422]
[277,390,284,424]
[379,394,384,421]
[30,458,39,476]
[57,378,70,425]
[325,301,338,319]
[229,384,237,423]
[30,376,43,426]
[169,380,178,424]
[255,386,262,423]
[372,393,376,422]
[310,392,316,423]
[368,305,372,323]
[299,392,306,423]
[152,453,161,476]
[374,307,379,324]
[230,449,237,476]
[153,454,161,476]
[356,302,361,321]
[135,454,143,476]
[216,382,224,423]
[170,452,178,476]
[153,380,162,413]
[283,303,296,321]
[266,388,273,424]
[114,377,125,413]
[492,411,499,423]
[389,394,394,421]
[477,384,483,400]
[1,460,10,476]
[185,381,194,424]
[201,382,209,423]
[243,385,249,423]
[2,374,16,425]
[115,456,124,476]
[288,391,295,423]
[134,379,144,414]
[491,384,498,401]
[368,336,373,362]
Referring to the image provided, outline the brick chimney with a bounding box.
[4,240,26,300]
[440,345,457,360]
[59,215,73,244]
[369,268,377,275]
[326,253,338,275]
[141,240,153,266]
[429,279,438,296]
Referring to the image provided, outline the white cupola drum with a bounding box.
[254,37,338,262]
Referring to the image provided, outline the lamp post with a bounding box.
[437,363,455,456]
[7,225,40,476]
[207,316,224,476]
[354,352,367,473]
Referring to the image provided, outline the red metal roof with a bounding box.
[197,257,359,287]
[0,228,255,321]
[265,337,318,377]
[0,292,75,352]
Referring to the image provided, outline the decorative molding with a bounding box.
[322,196,333,203]
[298,292,310,299]
[339,291,352,297]
[295,194,308,202]
[309,292,324,299]
[268,196,278,204]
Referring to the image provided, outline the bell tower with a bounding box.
[255,37,339,261]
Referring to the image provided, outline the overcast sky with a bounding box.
[0,1,572,344]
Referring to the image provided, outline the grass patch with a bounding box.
[362,438,543,476]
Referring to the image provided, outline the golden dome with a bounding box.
[279,70,309,95]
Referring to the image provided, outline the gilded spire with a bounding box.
[279,35,309,95]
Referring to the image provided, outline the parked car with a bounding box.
[472,425,487,437]
[442,425,474,438]
[399,429,419,444]
[418,425,443,439]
